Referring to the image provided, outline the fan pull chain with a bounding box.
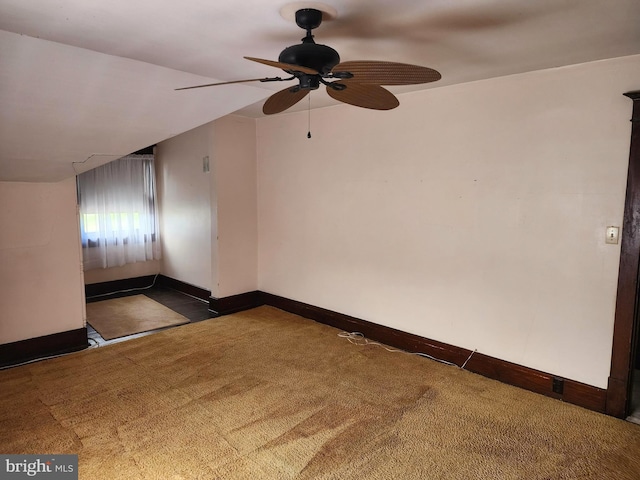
[307,95,311,139]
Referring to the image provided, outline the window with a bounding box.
[77,154,161,270]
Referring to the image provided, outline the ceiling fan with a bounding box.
[176,8,442,115]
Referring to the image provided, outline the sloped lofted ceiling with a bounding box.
[1,0,639,182]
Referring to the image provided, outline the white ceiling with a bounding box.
[1,0,639,181]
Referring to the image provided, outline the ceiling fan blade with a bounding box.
[326,82,399,110]
[244,57,319,75]
[175,78,281,91]
[332,61,441,85]
[263,87,310,115]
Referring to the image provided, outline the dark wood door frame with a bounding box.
[607,91,640,417]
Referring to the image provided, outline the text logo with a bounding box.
[0,455,77,479]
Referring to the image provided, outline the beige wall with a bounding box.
[156,123,213,290]
[156,116,258,297]
[257,55,640,389]
[213,115,258,297]
[0,177,85,344]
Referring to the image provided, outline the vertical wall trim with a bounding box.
[607,91,640,417]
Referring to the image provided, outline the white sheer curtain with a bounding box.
[77,154,161,270]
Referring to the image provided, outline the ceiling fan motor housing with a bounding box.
[278,8,339,76]
[278,43,340,75]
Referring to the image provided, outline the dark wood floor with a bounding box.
[87,285,215,346]
[143,286,213,322]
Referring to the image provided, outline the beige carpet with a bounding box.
[86,294,190,340]
[2,306,640,479]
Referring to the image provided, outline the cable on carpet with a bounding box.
[338,331,477,369]
[1,350,81,370]
[1,336,103,371]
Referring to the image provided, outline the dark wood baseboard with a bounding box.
[210,291,263,316]
[85,274,211,303]
[157,275,210,302]
[0,328,88,368]
[85,275,158,301]
[259,292,607,414]
[81,279,610,414]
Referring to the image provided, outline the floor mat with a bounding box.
[86,294,190,340]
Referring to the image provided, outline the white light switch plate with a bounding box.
[606,226,619,244]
